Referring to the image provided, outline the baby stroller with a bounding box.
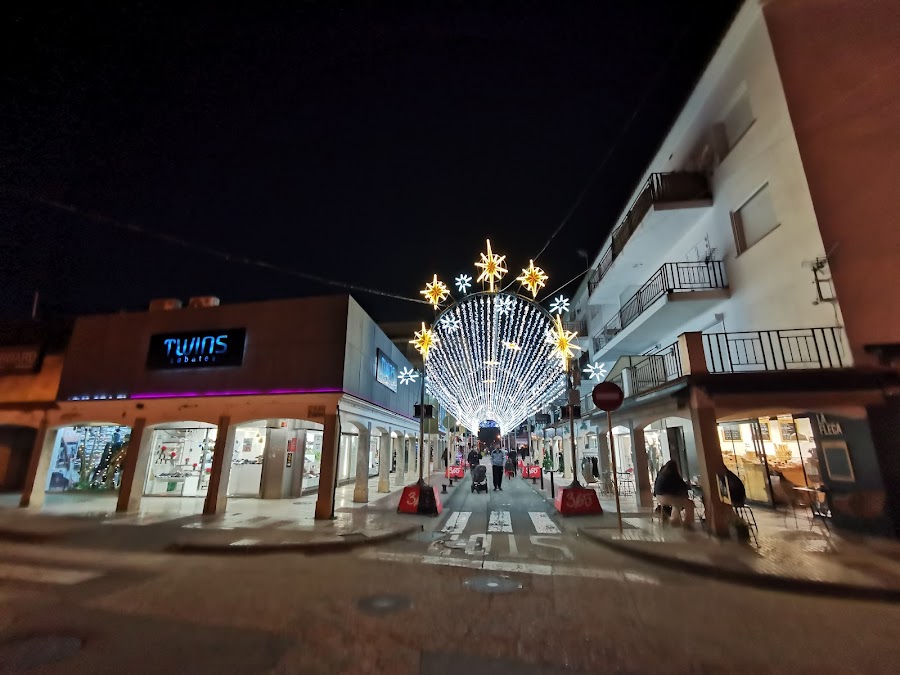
[471,464,489,494]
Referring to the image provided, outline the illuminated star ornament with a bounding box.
[440,314,461,332]
[455,274,473,294]
[398,367,419,385]
[420,274,450,309]
[547,313,581,371]
[516,260,548,298]
[583,361,608,381]
[549,295,570,315]
[474,239,508,292]
[495,294,516,315]
[410,322,437,360]
[503,341,521,351]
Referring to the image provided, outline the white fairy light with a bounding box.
[495,294,516,315]
[549,295,570,315]
[427,293,566,435]
[455,274,473,294]
[583,361,608,381]
[398,367,419,385]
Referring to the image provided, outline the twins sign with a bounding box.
[146,328,246,369]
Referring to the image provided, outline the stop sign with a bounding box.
[592,382,624,411]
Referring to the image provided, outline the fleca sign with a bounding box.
[146,328,246,369]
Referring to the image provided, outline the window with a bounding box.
[722,90,754,150]
[731,183,779,253]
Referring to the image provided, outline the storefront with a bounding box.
[19,295,419,517]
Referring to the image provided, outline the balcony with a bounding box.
[588,172,713,299]
[606,327,850,399]
[591,261,728,360]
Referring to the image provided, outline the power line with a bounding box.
[528,6,703,267]
[2,187,431,306]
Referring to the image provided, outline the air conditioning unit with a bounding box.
[148,298,183,311]
[187,296,220,309]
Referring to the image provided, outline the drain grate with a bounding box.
[356,594,413,616]
[0,635,83,672]
[463,575,523,594]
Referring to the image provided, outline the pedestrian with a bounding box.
[490,445,506,491]
[467,447,480,474]
[653,460,695,528]
[442,447,448,469]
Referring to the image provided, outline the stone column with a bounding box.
[396,436,409,486]
[315,410,341,520]
[19,418,55,509]
[353,423,371,503]
[378,428,392,493]
[203,416,237,515]
[631,426,653,507]
[690,388,732,536]
[115,417,151,513]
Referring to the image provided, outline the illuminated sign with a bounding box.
[0,346,42,374]
[375,349,397,392]
[146,328,246,370]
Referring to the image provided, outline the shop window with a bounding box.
[144,427,216,497]
[229,425,266,496]
[47,425,131,492]
[731,183,779,253]
[303,430,323,490]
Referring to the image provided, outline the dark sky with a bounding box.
[1,1,740,324]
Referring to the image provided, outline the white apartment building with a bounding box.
[540,0,896,538]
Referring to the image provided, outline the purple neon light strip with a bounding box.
[131,388,342,399]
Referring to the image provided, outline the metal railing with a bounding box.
[593,261,727,351]
[564,320,586,335]
[702,328,848,372]
[588,172,712,294]
[629,342,683,396]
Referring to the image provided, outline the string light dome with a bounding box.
[426,292,566,434]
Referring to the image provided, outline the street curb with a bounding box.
[578,527,900,603]
[168,523,424,555]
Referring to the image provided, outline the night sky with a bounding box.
[1,1,740,323]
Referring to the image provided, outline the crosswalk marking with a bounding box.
[0,562,101,586]
[442,512,471,535]
[488,511,513,533]
[529,512,561,534]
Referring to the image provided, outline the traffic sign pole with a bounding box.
[592,382,626,535]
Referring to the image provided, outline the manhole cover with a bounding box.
[0,635,83,672]
[463,575,523,594]
[356,594,413,615]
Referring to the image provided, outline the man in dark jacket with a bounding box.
[467,448,480,471]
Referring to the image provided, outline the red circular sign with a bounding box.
[591,382,624,411]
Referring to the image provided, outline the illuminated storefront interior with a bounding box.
[46,424,131,492]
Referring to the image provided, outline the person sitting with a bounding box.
[654,460,695,528]
[723,467,747,506]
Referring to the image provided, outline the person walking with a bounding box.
[467,447,480,475]
[490,445,506,491]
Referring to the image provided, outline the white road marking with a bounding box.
[442,512,471,535]
[230,538,260,546]
[488,511,513,533]
[528,512,561,534]
[529,535,574,561]
[0,562,101,586]
[465,534,492,556]
[507,534,522,558]
[361,551,658,584]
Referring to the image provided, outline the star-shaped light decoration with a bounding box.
[455,273,473,294]
[420,274,449,309]
[583,361,608,381]
[516,260,548,298]
[398,367,419,385]
[410,322,437,361]
[549,295,570,315]
[495,294,516,315]
[503,341,521,351]
[474,239,508,293]
[440,314,461,332]
[547,313,581,372]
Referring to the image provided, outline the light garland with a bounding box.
[427,293,566,434]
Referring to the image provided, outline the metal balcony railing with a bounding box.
[588,172,712,294]
[593,261,727,351]
[629,343,683,396]
[702,328,848,372]
[564,320,586,335]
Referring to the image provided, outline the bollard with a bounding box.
[448,478,454,487]
[550,471,555,499]
[441,484,448,494]
[540,469,544,490]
